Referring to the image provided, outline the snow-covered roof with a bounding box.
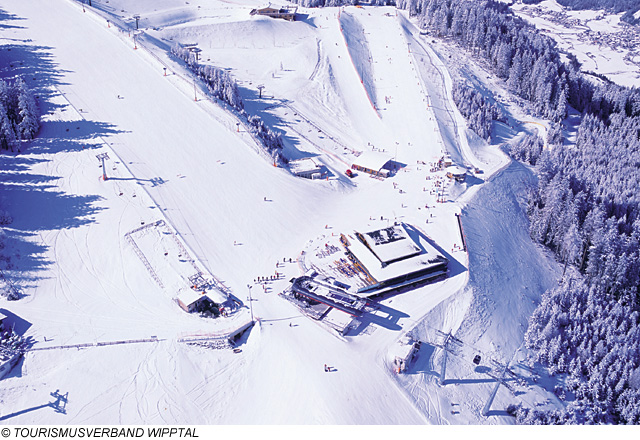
[206,288,227,305]
[352,151,392,172]
[358,224,421,265]
[179,286,226,306]
[177,289,210,307]
[345,224,446,291]
[389,339,416,360]
[446,165,466,175]
[289,157,322,175]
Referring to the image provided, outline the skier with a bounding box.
[324,364,328,372]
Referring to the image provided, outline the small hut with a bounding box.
[250,6,297,21]
[289,157,324,179]
[446,165,467,182]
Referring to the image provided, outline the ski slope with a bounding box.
[0,0,562,425]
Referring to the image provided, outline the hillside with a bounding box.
[0,0,563,424]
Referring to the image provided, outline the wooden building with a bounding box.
[250,6,297,21]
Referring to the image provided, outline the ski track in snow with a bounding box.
[0,0,564,425]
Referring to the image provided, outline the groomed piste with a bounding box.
[0,0,564,424]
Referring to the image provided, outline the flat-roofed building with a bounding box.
[351,151,392,178]
[343,223,448,296]
[446,165,467,182]
[176,288,225,313]
[289,157,324,179]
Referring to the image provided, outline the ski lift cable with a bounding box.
[422,324,530,375]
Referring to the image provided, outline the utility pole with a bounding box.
[436,330,462,385]
[257,84,265,99]
[96,153,110,181]
[248,285,254,323]
[193,78,198,102]
[440,332,451,385]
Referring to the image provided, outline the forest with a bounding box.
[0,75,39,299]
[451,82,504,141]
[292,0,640,424]
[411,0,640,424]
[171,45,285,162]
[0,76,39,153]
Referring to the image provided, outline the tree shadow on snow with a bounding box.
[0,12,122,298]
[235,85,310,161]
[0,8,25,31]
[0,39,68,116]
[26,120,126,155]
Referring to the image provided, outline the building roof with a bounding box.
[177,289,208,307]
[446,165,466,175]
[389,338,417,360]
[291,275,366,316]
[352,151,392,172]
[345,224,446,290]
[358,225,422,265]
[289,157,322,175]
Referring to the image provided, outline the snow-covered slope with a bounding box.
[0,0,562,424]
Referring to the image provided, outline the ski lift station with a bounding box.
[290,274,367,317]
[351,151,393,178]
[286,222,448,334]
[176,287,226,313]
[390,334,422,373]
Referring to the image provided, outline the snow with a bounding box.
[341,225,446,293]
[512,1,640,88]
[0,0,565,425]
[351,150,392,172]
[289,157,323,176]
